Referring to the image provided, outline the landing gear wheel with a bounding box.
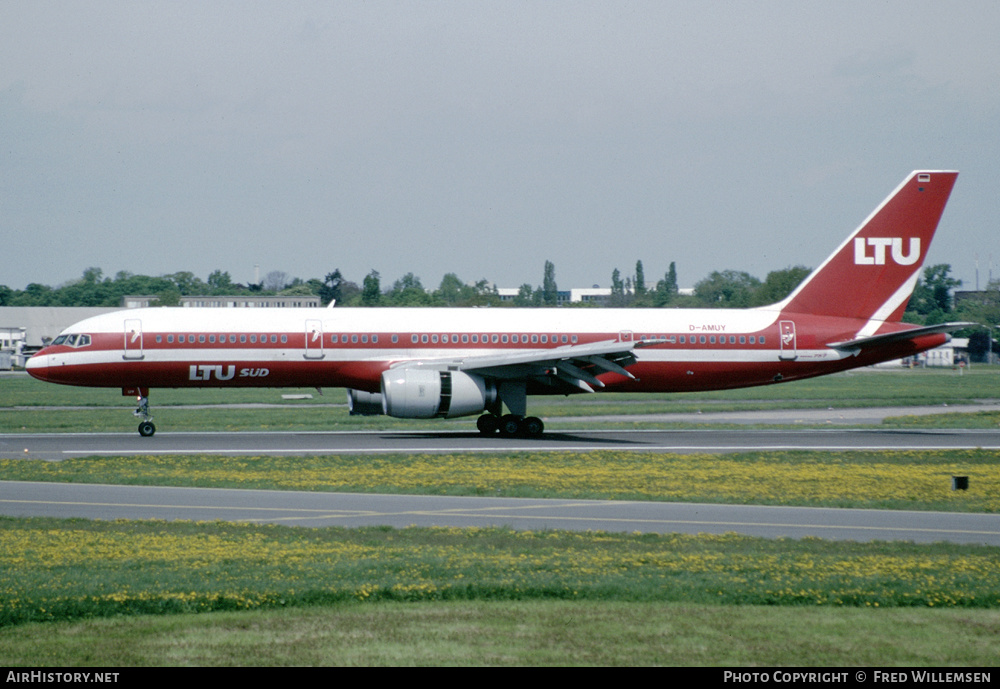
[133,392,154,436]
[499,414,523,437]
[522,416,544,437]
[477,414,499,435]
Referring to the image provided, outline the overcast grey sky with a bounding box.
[3,1,998,293]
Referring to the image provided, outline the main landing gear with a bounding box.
[132,392,155,437]
[476,413,545,437]
[475,380,544,437]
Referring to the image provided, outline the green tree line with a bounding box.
[2,263,995,337]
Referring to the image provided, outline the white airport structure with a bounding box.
[180,295,321,308]
[495,286,694,305]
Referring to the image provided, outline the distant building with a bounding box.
[889,338,968,368]
[496,287,621,305]
[0,326,25,352]
[180,295,321,308]
[121,295,160,308]
[0,326,26,369]
[922,338,963,367]
[954,289,1000,307]
[495,286,693,305]
[569,288,613,305]
[0,307,120,361]
[496,288,574,305]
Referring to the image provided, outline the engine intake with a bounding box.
[381,368,496,419]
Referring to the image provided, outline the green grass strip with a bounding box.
[4,450,998,512]
[2,600,999,666]
[3,518,999,630]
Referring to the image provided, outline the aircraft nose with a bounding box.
[25,351,53,382]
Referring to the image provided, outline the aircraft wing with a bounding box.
[392,338,662,393]
[826,322,975,353]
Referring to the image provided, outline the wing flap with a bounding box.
[552,360,606,389]
[580,354,637,380]
[391,338,660,393]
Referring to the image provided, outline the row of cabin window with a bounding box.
[155,334,288,345]
[333,333,765,346]
[330,333,580,345]
[410,333,578,345]
[658,334,766,345]
[149,332,765,347]
[150,333,575,346]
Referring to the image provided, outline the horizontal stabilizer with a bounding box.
[827,322,975,352]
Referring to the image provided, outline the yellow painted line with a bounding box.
[57,443,1000,456]
[239,506,1000,537]
[4,497,996,538]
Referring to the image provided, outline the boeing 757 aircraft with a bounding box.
[27,171,965,437]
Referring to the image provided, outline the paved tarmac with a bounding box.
[3,426,1000,461]
[3,406,998,545]
[570,403,1000,425]
[3,480,998,544]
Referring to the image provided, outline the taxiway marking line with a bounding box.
[58,444,1000,455]
[0,498,380,516]
[6,497,994,538]
[247,511,1000,537]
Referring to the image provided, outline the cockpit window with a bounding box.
[52,334,91,348]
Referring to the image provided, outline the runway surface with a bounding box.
[3,480,998,545]
[3,427,1000,461]
[3,418,999,545]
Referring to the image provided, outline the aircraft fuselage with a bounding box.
[26,305,944,393]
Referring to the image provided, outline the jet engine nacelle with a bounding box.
[346,389,385,416]
[381,368,497,419]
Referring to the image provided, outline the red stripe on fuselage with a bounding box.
[26,320,945,393]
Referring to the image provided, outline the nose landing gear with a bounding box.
[125,387,155,437]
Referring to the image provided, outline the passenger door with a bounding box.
[304,319,324,359]
[778,320,797,361]
[123,319,144,360]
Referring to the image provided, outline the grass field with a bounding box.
[4,600,996,666]
[2,521,999,666]
[2,367,999,665]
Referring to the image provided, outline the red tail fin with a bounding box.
[778,171,958,322]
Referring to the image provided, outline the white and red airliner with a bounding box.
[27,170,966,437]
